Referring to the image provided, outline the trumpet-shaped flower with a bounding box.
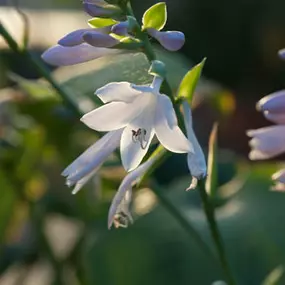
[247,126,285,160]
[81,76,193,171]
[62,129,123,194]
[108,156,156,229]
[182,101,207,190]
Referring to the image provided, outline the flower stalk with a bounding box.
[198,179,237,285]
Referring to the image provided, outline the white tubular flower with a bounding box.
[182,101,207,190]
[41,43,120,66]
[81,76,193,171]
[108,156,155,229]
[247,126,285,160]
[62,129,123,194]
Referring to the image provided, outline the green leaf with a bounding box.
[262,265,284,285]
[177,58,206,104]
[142,2,167,31]
[205,123,218,198]
[88,17,117,28]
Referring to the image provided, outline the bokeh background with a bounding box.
[1,0,285,284]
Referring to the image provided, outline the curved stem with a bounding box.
[198,179,237,285]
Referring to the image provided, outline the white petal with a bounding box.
[81,91,155,132]
[96,82,141,103]
[62,129,122,193]
[182,101,207,178]
[71,167,100,195]
[120,116,155,172]
[41,43,120,66]
[62,129,122,176]
[154,94,192,153]
[108,157,155,229]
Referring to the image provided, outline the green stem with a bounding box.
[198,179,237,285]
[0,22,82,117]
[151,182,217,262]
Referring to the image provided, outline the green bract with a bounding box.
[142,2,167,31]
[205,123,218,198]
[88,17,117,28]
[177,58,206,104]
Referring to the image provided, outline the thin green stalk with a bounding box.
[198,179,237,285]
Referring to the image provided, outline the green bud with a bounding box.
[148,60,166,78]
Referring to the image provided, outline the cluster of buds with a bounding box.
[42,1,185,66]
[247,48,285,191]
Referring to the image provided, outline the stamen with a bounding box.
[131,128,148,149]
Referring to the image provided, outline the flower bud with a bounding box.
[263,111,285,124]
[41,43,120,66]
[256,90,285,113]
[83,31,119,47]
[148,60,166,78]
[111,20,129,36]
[83,2,121,17]
[147,28,185,51]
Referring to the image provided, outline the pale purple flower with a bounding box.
[81,76,193,171]
[41,43,120,66]
[247,126,285,160]
[182,101,207,190]
[108,156,156,229]
[82,31,119,48]
[147,28,185,51]
[62,129,123,194]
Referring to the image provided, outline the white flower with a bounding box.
[182,101,207,190]
[108,156,156,229]
[247,126,285,160]
[62,129,122,194]
[81,76,193,171]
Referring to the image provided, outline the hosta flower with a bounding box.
[108,156,156,229]
[62,129,123,194]
[247,126,285,160]
[247,85,285,190]
[81,76,193,171]
[147,28,185,52]
[182,101,207,190]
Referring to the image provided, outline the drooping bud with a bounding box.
[83,1,121,18]
[111,20,129,36]
[41,43,120,66]
[147,28,185,51]
[182,101,207,189]
[256,90,285,113]
[83,31,119,47]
